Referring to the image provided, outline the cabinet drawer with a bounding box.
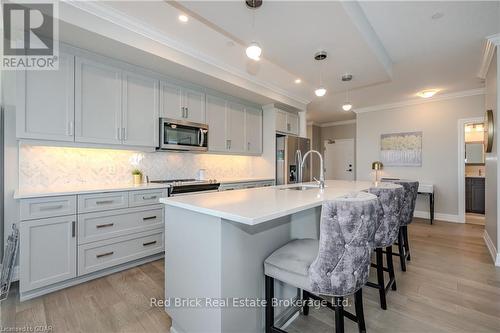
[78,230,164,275]
[78,206,164,244]
[78,192,128,213]
[128,189,167,207]
[20,196,77,220]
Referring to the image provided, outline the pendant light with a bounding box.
[341,74,353,111]
[314,51,327,97]
[246,0,263,61]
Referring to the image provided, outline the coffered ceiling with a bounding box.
[60,1,500,123]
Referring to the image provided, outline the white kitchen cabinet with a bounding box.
[160,81,205,123]
[275,109,299,135]
[75,57,122,145]
[227,102,246,153]
[20,215,77,292]
[287,113,299,135]
[16,52,75,141]
[245,107,262,154]
[275,110,288,133]
[122,71,159,147]
[205,94,228,152]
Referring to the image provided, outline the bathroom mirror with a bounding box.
[465,142,485,165]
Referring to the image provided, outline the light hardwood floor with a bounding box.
[1,218,499,332]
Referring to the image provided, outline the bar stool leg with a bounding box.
[302,290,310,316]
[334,296,345,333]
[375,248,387,310]
[386,246,397,291]
[354,289,366,333]
[265,276,274,333]
[403,226,411,261]
[397,228,407,272]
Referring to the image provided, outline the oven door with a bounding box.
[159,118,208,151]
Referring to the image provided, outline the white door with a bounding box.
[275,110,287,133]
[324,139,355,181]
[20,216,77,292]
[16,52,75,141]
[227,102,246,153]
[75,57,122,144]
[287,113,299,135]
[205,94,227,152]
[245,107,262,154]
[183,88,205,123]
[160,81,183,120]
[122,71,159,147]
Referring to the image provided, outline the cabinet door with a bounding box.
[75,57,122,144]
[205,95,227,152]
[16,52,75,141]
[471,179,485,214]
[122,71,159,147]
[287,113,299,135]
[160,81,183,120]
[275,110,287,133]
[183,88,206,123]
[245,107,262,154]
[227,102,246,153]
[20,216,77,292]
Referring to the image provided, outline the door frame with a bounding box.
[323,138,356,180]
[458,117,484,223]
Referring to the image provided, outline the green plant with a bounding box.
[131,168,143,176]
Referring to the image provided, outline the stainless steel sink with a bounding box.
[280,185,320,191]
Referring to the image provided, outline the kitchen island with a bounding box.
[160,180,373,333]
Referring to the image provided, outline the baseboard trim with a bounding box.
[483,230,500,267]
[413,210,463,223]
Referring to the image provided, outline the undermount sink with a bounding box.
[280,185,320,191]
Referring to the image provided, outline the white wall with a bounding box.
[356,94,485,221]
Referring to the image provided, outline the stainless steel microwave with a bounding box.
[158,118,208,151]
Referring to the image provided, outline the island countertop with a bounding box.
[160,180,373,225]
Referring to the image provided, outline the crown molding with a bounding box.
[63,1,310,107]
[478,34,500,79]
[319,119,357,127]
[353,88,485,114]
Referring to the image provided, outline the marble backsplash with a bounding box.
[19,144,260,191]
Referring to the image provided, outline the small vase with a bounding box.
[133,174,142,185]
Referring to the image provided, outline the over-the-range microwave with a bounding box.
[158,118,208,151]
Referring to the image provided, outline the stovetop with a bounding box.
[149,178,219,186]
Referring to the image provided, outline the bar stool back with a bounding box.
[394,180,419,270]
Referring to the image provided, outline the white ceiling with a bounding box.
[62,1,500,123]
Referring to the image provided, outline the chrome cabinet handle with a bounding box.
[122,128,127,140]
[96,200,114,205]
[142,195,157,200]
[247,142,250,151]
[67,121,74,136]
[96,251,114,258]
[96,223,114,229]
[117,127,121,140]
[143,241,157,246]
[143,216,157,221]
[72,221,76,238]
[39,204,64,211]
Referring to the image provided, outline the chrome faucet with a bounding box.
[300,150,325,189]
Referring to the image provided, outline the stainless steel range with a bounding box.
[149,178,220,196]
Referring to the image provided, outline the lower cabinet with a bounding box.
[218,180,275,191]
[465,177,485,214]
[20,216,77,292]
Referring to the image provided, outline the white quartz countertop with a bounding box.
[217,177,274,184]
[160,180,374,225]
[14,183,169,199]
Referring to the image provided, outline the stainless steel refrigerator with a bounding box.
[276,134,311,185]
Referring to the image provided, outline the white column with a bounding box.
[298,111,307,138]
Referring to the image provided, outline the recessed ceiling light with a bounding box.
[294,79,301,84]
[315,87,327,97]
[178,14,189,23]
[417,89,439,98]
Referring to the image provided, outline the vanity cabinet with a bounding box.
[465,177,485,214]
[205,94,263,155]
[16,52,75,142]
[275,109,299,135]
[160,81,205,123]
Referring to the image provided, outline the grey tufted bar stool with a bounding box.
[365,182,404,310]
[264,192,381,333]
[381,180,419,271]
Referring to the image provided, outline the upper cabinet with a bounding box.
[205,94,262,155]
[275,109,299,135]
[16,52,75,141]
[75,57,123,145]
[160,82,205,123]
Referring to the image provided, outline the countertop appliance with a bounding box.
[276,134,311,185]
[158,118,208,151]
[149,178,220,196]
